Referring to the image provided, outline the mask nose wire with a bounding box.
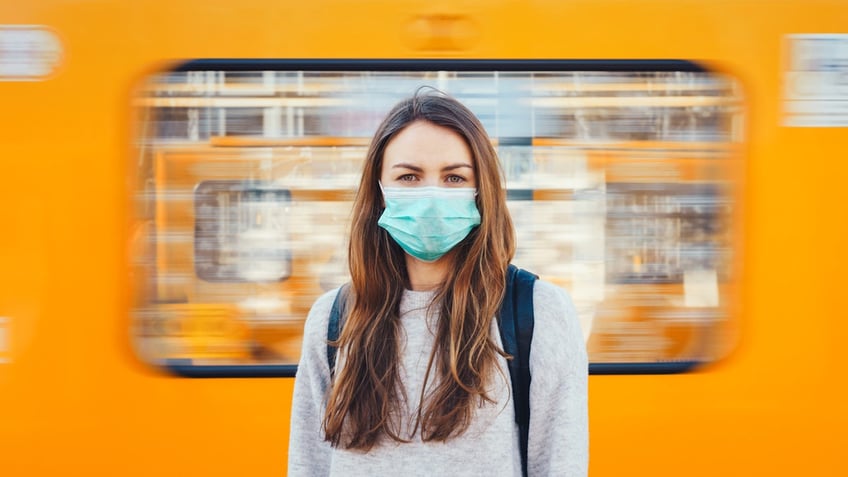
[378,182,479,197]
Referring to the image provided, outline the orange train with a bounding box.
[0,1,846,475]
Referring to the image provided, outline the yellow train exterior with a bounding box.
[1,0,846,475]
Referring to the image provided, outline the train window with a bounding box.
[130,61,743,377]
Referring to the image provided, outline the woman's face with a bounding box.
[380,120,476,189]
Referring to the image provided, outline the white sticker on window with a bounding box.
[0,25,62,81]
[0,317,10,364]
[784,34,848,127]
[684,269,719,308]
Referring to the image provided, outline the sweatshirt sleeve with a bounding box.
[287,289,338,477]
[527,280,589,476]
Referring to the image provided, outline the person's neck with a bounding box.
[405,254,450,291]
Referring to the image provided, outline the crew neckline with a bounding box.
[399,288,438,315]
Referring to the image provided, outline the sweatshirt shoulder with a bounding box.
[530,279,587,369]
[301,287,342,348]
[532,279,578,325]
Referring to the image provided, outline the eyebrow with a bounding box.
[391,162,473,172]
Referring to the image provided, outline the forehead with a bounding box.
[382,121,473,167]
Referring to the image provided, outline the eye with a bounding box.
[445,175,466,184]
[397,174,418,182]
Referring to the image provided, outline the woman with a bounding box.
[288,90,588,476]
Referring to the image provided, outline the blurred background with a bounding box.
[132,67,741,370]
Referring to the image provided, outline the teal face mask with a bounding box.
[377,185,481,262]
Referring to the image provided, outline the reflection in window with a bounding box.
[194,181,291,283]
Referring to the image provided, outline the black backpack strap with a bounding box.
[500,264,537,477]
[327,283,350,376]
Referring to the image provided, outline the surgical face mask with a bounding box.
[377,185,481,262]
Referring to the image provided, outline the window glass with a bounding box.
[131,62,743,375]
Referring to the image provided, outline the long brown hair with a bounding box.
[323,90,516,450]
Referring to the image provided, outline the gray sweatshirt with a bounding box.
[288,280,588,476]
